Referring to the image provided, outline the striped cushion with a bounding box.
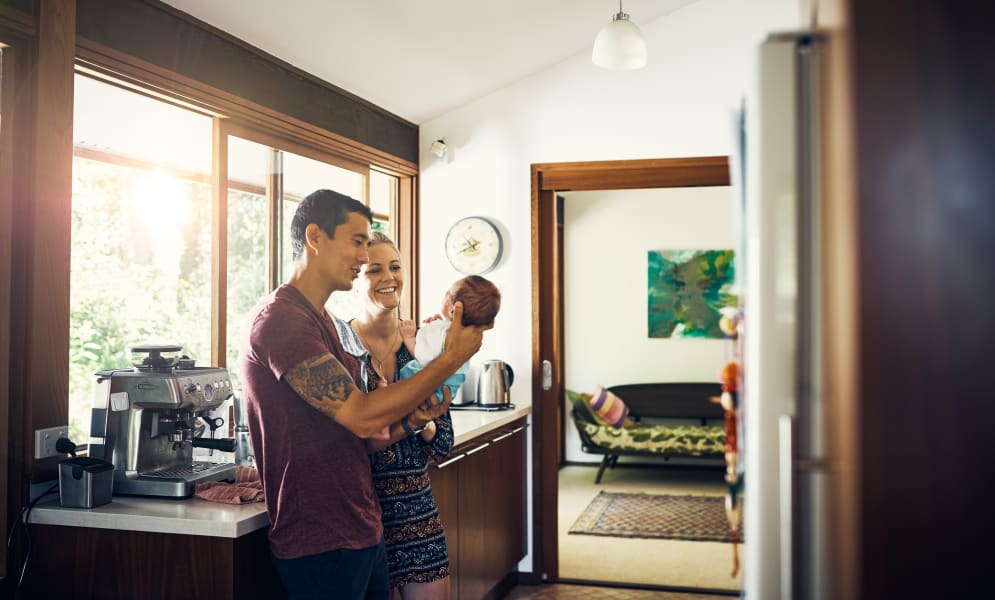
[589,385,630,428]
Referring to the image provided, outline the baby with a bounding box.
[399,275,501,403]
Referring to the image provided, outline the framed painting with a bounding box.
[648,249,737,338]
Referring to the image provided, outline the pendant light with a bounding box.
[592,0,647,70]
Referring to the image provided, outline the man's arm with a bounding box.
[285,302,487,438]
[365,387,452,452]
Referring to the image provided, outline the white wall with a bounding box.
[418,0,797,404]
[561,186,735,462]
[417,0,800,572]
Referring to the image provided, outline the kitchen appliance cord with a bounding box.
[3,482,59,588]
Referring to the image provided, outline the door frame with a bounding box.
[530,156,731,581]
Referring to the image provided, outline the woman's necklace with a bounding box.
[356,321,400,384]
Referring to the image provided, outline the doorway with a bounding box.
[530,156,732,586]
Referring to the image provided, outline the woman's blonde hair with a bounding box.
[368,230,398,252]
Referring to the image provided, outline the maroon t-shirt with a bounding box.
[239,284,381,559]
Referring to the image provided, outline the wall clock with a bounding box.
[445,216,503,275]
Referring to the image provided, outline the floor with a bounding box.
[556,464,741,592]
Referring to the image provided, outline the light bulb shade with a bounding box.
[592,15,647,70]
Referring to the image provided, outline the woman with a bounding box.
[351,231,453,599]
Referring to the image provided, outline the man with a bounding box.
[239,189,488,599]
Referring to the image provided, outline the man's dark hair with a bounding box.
[290,189,373,260]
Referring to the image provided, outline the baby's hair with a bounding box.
[451,275,501,326]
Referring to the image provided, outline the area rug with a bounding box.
[568,491,744,543]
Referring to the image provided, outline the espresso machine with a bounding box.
[88,345,238,498]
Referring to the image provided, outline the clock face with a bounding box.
[445,217,503,275]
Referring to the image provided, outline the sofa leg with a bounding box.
[595,455,613,484]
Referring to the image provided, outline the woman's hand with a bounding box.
[408,385,452,429]
[422,313,444,323]
[399,319,417,341]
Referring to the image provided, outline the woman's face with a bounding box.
[356,243,403,313]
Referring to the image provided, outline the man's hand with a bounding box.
[441,302,489,367]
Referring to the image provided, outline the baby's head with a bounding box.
[443,275,501,326]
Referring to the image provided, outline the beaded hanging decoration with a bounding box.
[719,307,744,578]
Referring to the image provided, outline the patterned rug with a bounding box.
[568,491,744,543]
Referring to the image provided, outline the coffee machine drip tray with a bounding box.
[115,461,236,498]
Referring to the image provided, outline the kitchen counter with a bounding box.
[29,402,530,537]
[450,402,530,447]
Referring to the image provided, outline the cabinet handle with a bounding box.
[492,431,514,443]
[435,454,466,468]
[511,426,526,434]
[465,442,490,455]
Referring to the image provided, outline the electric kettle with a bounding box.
[476,360,514,407]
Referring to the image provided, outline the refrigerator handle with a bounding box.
[779,414,795,600]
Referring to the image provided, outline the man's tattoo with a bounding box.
[285,354,357,420]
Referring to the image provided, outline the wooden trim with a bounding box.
[211,117,228,367]
[397,176,418,321]
[530,156,731,581]
[74,0,418,166]
[221,119,373,180]
[533,156,730,192]
[20,0,75,482]
[0,3,34,37]
[818,1,859,598]
[266,147,282,292]
[0,33,20,582]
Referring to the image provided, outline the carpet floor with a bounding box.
[558,465,742,592]
[569,491,743,543]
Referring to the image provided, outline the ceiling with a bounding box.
[161,0,699,125]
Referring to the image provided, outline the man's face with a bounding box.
[317,211,372,292]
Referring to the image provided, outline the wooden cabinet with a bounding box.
[430,418,527,600]
[23,524,284,600]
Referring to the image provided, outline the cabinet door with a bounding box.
[457,426,527,599]
[429,453,462,598]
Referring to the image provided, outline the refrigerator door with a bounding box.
[745,32,828,600]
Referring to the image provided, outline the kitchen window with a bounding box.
[69,72,403,441]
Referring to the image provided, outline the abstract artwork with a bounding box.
[648,249,737,338]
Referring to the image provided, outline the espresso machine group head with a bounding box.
[88,345,237,498]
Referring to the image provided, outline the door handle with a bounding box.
[541,360,552,390]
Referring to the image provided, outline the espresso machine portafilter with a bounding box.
[88,345,238,498]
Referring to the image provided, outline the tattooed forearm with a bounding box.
[284,354,357,421]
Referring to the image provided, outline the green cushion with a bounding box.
[579,421,725,457]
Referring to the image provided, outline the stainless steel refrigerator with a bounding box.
[743,31,831,600]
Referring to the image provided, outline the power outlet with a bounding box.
[34,426,70,460]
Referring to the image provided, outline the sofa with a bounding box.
[567,382,726,483]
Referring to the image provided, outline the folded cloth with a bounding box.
[194,465,263,504]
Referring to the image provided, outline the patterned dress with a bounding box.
[365,343,454,589]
